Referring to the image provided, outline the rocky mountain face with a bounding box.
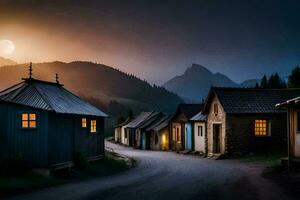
[163,64,239,102]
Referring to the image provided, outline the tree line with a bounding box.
[255,66,300,89]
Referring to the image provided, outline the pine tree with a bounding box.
[288,66,300,88]
[260,75,268,89]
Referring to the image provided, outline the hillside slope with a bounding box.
[0,61,182,135]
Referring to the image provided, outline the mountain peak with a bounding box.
[184,63,212,76]
[163,64,238,102]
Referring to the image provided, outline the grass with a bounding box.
[0,152,130,197]
[239,151,286,167]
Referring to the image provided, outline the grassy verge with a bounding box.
[239,151,286,167]
[0,152,131,197]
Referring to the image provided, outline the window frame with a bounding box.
[21,112,37,129]
[254,119,271,137]
[82,118,87,128]
[198,125,203,137]
[90,119,97,133]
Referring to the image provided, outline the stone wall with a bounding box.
[226,113,287,155]
[207,95,226,154]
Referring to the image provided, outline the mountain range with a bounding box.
[163,64,240,102]
[0,59,182,135]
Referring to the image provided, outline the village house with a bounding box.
[0,66,107,168]
[276,97,300,166]
[170,104,203,151]
[203,87,300,157]
[146,115,172,151]
[114,117,131,143]
[124,112,157,148]
[190,112,207,154]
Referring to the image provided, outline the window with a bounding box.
[297,111,300,133]
[82,118,87,128]
[177,127,181,143]
[90,120,97,133]
[22,113,36,128]
[214,103,218,115]
[255,120,270,136]
[198,126,203,137]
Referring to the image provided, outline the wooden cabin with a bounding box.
[170,104,203,151]
[146,115,172,151]
[124,112,154,148]
[190,112,207,154]
[114,117,131,143]
[203,87,300,157]
[276,97,300,165]
[0,75,107,168]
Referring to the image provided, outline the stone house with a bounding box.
[202,87,300,157]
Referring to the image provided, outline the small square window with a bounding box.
[22,113,37,128]
[255,119,270,136]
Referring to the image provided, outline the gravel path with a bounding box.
[5,141,294,200]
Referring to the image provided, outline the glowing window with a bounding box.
[255,120,270,136]
[90,120,97,133]
[22,113,36,128]
[82,118,87,128]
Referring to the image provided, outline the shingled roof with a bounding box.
[0,79,108,117]
[203,87,300,114]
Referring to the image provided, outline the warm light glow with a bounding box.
[91,120,97,133]
[162,134,166,144]
[255,120,269,136]
[22,113,37,128]
[82,118,87,128]
[0,40,15,56]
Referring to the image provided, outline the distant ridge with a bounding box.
[0,61,183,135]
[0,56,17,66]
[163,64,239,102]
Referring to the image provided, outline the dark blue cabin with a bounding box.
[0,76,107,168]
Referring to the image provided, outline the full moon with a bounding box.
[0,40,15,56]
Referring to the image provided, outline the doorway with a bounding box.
[213,124,221,153]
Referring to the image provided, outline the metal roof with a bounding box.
[276,96,300,108]
[190,112,207,121]
[146,115,172,132]
[0,79,108,117]
[203,87,300,114]
[124,112,154,129]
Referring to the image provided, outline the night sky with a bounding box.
[0,0,299,84]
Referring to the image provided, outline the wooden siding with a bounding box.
[75,116,104,158]
[0,102,49,167]
[48,114,74,165]
[193,122,206,153]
